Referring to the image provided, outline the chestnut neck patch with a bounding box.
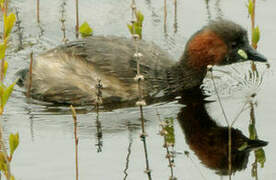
[187,30,227,69]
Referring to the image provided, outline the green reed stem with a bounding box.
[251,0,256,49]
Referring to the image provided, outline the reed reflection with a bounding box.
[177,93,268,175]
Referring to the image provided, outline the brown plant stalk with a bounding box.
[164,0,167,33]
[131,1,152,179]
[95,79,103,152]
[208,66,232,180]
[27,52,33,97]
[173,0,177,33]
[249,1,261,179]
[70,105,79,180]
[37,0,40,24]
[75,0,79,38]
[60,1,67,43]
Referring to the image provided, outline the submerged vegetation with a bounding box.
[157,114,177,180]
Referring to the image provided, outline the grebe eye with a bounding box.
[231,42,238,48]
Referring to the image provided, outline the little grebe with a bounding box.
[178,99,268,175]
[17,19,267,106]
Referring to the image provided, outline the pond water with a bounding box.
[1,0,276,179]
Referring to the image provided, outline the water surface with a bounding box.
[2,0,276,179]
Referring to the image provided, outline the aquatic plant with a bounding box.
[173,0,177,33]
[26,52,33,97]
[95,79,103,152]
[0,1,20,180]
[70,105,79,180]
[79,22,93,38]
[75,0,79,38]
[36,0,40,24]
[0,132,19,180]
[60,1,68,43]
[127,9,144,39]
[128,1,152,179]
[164,0,167,33]
[0,2,16,114]
[207,65,233,179]
[247,0,267,178]
[248,0,260,49]
[14,8,23,50]
[157,113,177,180]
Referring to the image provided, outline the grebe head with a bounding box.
[184,19,267,70]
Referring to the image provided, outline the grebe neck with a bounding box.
[163,60,207,97]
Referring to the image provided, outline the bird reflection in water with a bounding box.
[177,91,268,175]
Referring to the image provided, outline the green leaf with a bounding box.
[164,117,175,146]
[79,21,93,38]
[4,13,16,38]
[9,132,19,157]
[0,152,7,173]
[127,10,144,39]
[252,26,260,44]
[0,83,5,108]
[135,25,142,39]
[128,23,143,39]
[255,148,266,168]
[3,60,8,78]
[0,0,4,9]
[127,22,142,39]
[135,11,144,39]
[0,80,17,108]
[0,41,7,60]
[127,24,134,35]
[249,124,257,140]
[135,10,144,26]
[248,0,253,15]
